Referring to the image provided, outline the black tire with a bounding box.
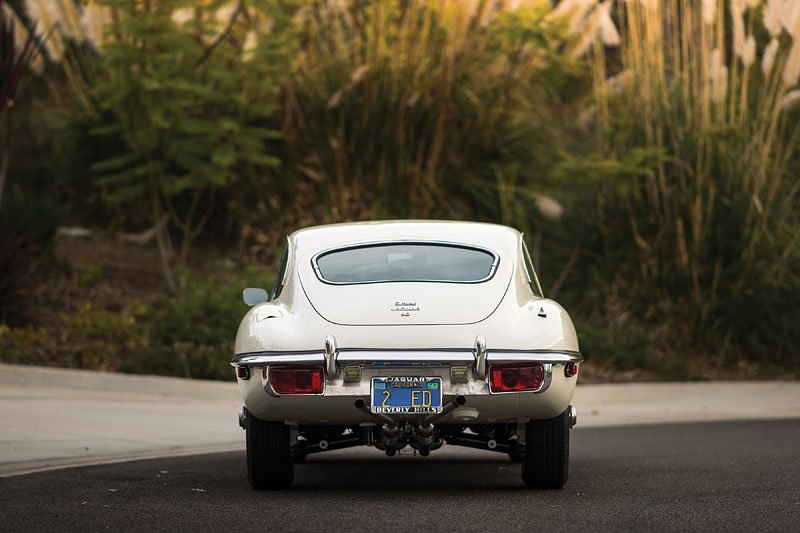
[245,408,293,490]
[521,408,570,489]
[292,446,307,463]
[508,449,523,463]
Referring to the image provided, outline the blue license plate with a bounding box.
[371,377,442,414]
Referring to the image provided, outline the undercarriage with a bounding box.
[290,422,527,460]
[240,401,577,460]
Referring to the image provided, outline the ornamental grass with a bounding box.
[281,0,578,226]
[581,0,800,361]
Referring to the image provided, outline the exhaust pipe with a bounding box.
[354,398,397,428]
[354,395,466,428]
[355,396,467,455]
[354,398,401,453]
[418,396,467,436]
[422,395,467,426]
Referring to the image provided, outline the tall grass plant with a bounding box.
[579,0,800,362]
[281,0,580,229]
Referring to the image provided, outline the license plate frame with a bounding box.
[370,376,443,414]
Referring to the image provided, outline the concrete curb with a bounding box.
[0,363,240,402]
[1,363,798,477]
[573,381,800,427]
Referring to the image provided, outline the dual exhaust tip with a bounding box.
[354,395,466,427]
[453,395,468,407]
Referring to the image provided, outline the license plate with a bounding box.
[371,377,442,414]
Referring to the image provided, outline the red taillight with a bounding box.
[236,366,251,380]
[565,362,578,378]
[269,366,324,394]
[489,364,545,393]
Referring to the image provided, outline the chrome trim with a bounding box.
[474,335,487,378]
[336,351,475,365]
[521,238,544,297]
[233,352,326,367]
[310,239,500,286]
[337,347,477,353]
[232,348,582,367]
[324,335,338,376]
[568,405,577,428]
[262,366,280,398]
[487,351,583,364]
[271,236,292,301]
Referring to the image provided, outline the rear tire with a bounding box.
[508,446,523,463]
[245,408,293,489]
[521,409,570,489]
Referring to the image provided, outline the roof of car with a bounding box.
[289,220,522,257]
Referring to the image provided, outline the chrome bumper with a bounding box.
[232,336,582,403]
[232,348,581,396]
[234,337,581,424]
[232,347,583,369]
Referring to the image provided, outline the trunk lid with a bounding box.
[297,250,513,326]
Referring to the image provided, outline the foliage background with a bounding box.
[0,0,798,380]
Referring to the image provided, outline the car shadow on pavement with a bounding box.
[293,457,524,491]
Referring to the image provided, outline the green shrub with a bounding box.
[143,269,275,380]
[2,269,275,381]
[575,317,653,372]
[0,323,60,365]
[0,301,149,370]
[89,0,286,290]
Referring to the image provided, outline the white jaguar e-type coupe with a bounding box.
[233,220,582,489]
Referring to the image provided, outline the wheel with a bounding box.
[521,408,570,489]
[245,408,293,489]
[291,445,307,463]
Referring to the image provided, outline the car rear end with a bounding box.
[234,339,580,427]
[233,222,581,489]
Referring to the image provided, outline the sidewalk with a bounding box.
[1,363,798,477]
[0,364,241,477]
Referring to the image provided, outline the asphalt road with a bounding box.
[2,420,798,532]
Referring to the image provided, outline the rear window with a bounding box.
[313,243,498,284]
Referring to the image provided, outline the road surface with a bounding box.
[2,420,798,532]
